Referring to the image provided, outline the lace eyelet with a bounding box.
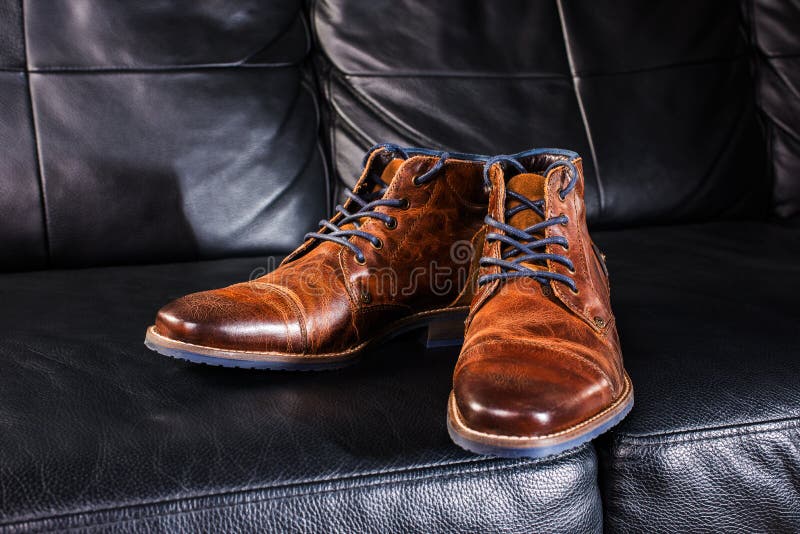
[563,243,570,251]
[360,291,372,304]
[559,213,569,225]
[567,266,576,274]
[398,198,410,210]
[570,286,580,295]
[412,176,424,187]
[385,218,398,230]
[558,191,567,202]
[354,255,366,265]
[371,238,383,250]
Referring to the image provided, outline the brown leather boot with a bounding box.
[447,149,633,457]
[145,145,488,370]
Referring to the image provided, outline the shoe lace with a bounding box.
[478,158,579,292]
[304,143,450,263]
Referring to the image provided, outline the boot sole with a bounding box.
[144,307,468,371]
[446,372,633,458]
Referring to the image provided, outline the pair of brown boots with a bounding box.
[144,144,633,458]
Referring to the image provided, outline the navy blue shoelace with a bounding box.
[478,158,580,292]
[305,143,451,263]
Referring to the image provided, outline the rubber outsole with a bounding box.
[143,339,355,371]
[446,373,634,458]
[144,308,467,371]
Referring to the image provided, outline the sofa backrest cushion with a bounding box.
[312,0,770,228]
[0,0,326,271]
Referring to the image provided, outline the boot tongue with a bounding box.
[506,173,547,229]
[337,157,404,233]
[504,173,548,268]
[378,158,404,186]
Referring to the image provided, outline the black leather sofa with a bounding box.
[1,1,798,532]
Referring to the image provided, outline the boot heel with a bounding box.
[424,313,467,349]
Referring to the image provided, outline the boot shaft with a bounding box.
[283,146,490,311]
[470,149,613,334]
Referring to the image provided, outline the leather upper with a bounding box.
[154,148,488,354]
[454,155,626,437]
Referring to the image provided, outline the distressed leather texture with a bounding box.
[154,149,488,355]
[455,156,626,440]
[0,0,799,532]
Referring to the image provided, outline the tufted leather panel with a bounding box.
[748,0,800,219]
[311,0,767,227]
[0,0,326,271]
[592,221,800,532]
[0,256,600,533]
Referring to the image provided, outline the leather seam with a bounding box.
[546,163,606,334]
[1,447,591,530]
[456,338,615,391]
[466,166,505,324]
[19,0,52,266]
[448,226,485,308]
[329,55,748,79]
[329,69,440,147]
[615,416,800,445]
[260,283,309,354]
[554,1,606,213]
[338,246,361,342]
[148,307,469,359]
[573,194,601,309]
[257,284,301,353]
[442,161,488,210]
[386,176,436,265]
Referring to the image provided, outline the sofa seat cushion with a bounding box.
[0,257,601,533]
[593,221,800,533]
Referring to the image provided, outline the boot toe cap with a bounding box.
[453,345,615,438]
[153,285,304,354]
